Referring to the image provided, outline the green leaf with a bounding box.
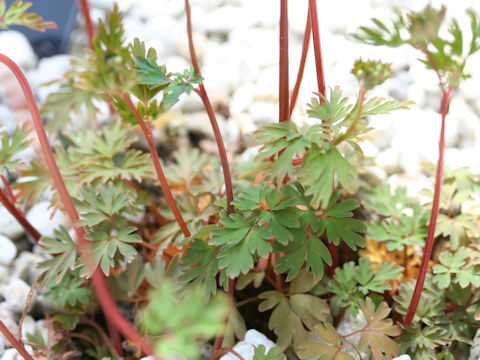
[0,0,57,31]
[275,232,331,280]
[134,57,170,85]
[302,147,356,208]
[38,226,77,285]
[140,281,229,359]
[44,269,91,308]
[253,345,285,360]
[322,199,366,251]
[360,97,413,117]
[83,227,140,276]
[0,128,28,171]
[182,238,219,296]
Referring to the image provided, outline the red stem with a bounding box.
[0,54,158,358]
[0,320,33,360]
[308,0,326,98]
[279,0,289,122]
[327,241,337,277]
[403,87,453,326]
[289,8,311,118]
[184,0,234,216]
[77,0,96,49]
[122,94,191,238]
[0,189,41,242]
[1,174,16,202]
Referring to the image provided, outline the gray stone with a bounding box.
[0,235,16,266]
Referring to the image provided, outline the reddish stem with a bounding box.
[0,54,158,358]
[308,0,326,98]
[122,95,191,237]
[77,0,96,49]
[403,87,454,326]
[279,0,289,122]
[79,316,120,358]
[1,174,16,202]
[0,184,41,242]
[184,0,234,216]
[327,241,337,277]
[289,8,311,118]
[0,320,33,360]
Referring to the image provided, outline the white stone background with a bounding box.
[82,0,480,191]
[0,0,480,358]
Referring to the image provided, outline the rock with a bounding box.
[0,206,24,240]
[220,329,281,360]
[0,304,18,346]
[336,311,368,351]
[469,329,480,360]
[26,201,67,239]
[0,335,4,357]
[230,83,255,116]
[0,235,16,266]
[387,173,432,204]
[0,105,16,134]
[11,252,45,285]
[374,148,401,174]
[27,55,72,103]
[2,279,33,313]
[0,349,21,360]
[393,355,411,360]
[0,31,37,69]
[249,102,278,125]
[20,316,37,339]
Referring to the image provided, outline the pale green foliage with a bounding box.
[328,257,402,315]
[355,5,480,87]
[0,128,28,171]
[140,281,229,359]
[0,0,56,31]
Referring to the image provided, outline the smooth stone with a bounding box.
[393,356,411,360]
[3,279,33,313]
[0,31,37,69]
[27,55,72,103]
[11,252,45,285]
[0,206,24,240]
[230,83,255,116]
[469,329,480,360]
[0,235,16,266]
[248,102,278,124]
[26,201,67,239]
[220,329,281,360]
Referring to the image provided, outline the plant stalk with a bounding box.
[77,0,95,49]
[184,0,234,216]
[308,0,326,98]
[403,87,453,326]
[289,8,311,118]
[0,320,33,360]
[0,188,41,242]
[0,54,158,358]
[122,94,191,237]
[279,0,289,122]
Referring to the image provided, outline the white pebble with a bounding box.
[0,235,16,266]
